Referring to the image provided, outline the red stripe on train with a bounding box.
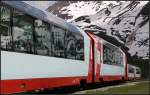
[0,76,85,94]
[100,75,124,81]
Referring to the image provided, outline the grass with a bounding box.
[86,82,149,94]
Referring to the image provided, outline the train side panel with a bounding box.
[100,64,125,81]
[1,51,88,94]
[134,66,141,79]
[1,27,92,94]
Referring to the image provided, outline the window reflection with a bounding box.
[13,10,34,53]
[34,19,51,56]
[103,44,123,66]
[0,4,85,60]
[104,46,112,65]
[65,31,84,60]
[0,5,12,50]
[65,32,76,59]
[52,26,65,57]
[75,34,84,60]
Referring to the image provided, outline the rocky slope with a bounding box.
[47,1,149,59]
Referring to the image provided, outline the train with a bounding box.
[0,1,141,94]
[127,64,141,80]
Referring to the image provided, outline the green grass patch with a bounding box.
[86,82,149,94]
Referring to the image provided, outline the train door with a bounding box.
[86,32,95,84]
[86,32,101,83]
[94,37,102,82]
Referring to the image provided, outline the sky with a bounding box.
[24,1,56,11]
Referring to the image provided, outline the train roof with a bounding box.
[1,1,80,33]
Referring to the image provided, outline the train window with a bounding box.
[136,68,140,74]
[34,19,52,56]
[65,32,76,59]
[114,49,123,66]
[0,5,13,50]
[51,25,65,58]
[65,31,84,60]
[128,67,134,73]
[103,43,123,66]
[103,45,112,65]
[75,34,84,60]
[12,9,34,53]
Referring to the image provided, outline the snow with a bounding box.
[47,1,149,59]
[128,22,149,59]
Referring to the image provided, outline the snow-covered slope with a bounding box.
[47,1,149,59]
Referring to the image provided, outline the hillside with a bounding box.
[47,1,149,59]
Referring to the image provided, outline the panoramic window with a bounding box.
[51,25,66,58]
[65,31,84,60]
[0,5,13,50]
[75,33,84,60]
[114,49,123,66]
[34,19,52,56]
[65,32,76,59]
[0,3,85,60]
[103,45,112,65]
[103,43,123,66]
[12,9,34,53]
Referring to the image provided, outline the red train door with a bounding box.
[86,32,95,84]
[86,31,101,83]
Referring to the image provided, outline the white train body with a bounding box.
[134,66,141,79]
[127,64,135,80]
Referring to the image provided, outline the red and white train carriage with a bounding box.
[127,64,141,80]
[0,1,140,94]
[127,64,136,80]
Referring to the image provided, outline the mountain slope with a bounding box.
[47,1,149,59]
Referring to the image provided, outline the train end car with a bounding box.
[127,64,141,80]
